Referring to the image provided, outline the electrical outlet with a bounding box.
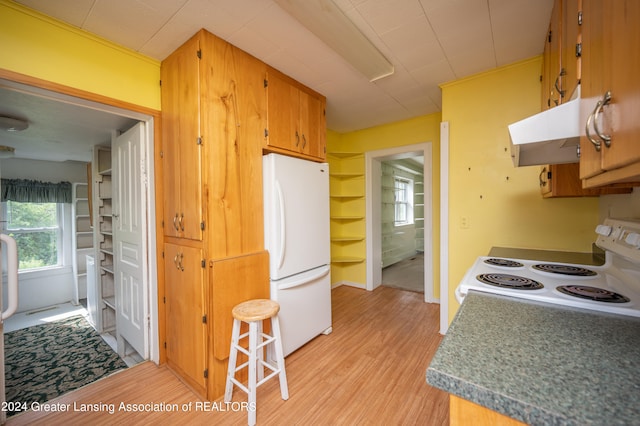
[460,216,470,229]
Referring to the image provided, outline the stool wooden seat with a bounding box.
[224,299,288,425]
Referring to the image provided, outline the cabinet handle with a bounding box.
[179,213,185,231]
[174,252,184,271]
[553,69,566,99]
[593,91,612,148]
[295,130,300,147]
[539,167,550,187]
[173,213,180,231]
[585,101,602,152]
[301,134,307,149]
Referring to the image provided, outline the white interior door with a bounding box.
[113,122,148,359]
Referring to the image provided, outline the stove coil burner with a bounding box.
[556,285,630,303]
[484,258,524,268]
[532,264,597,276]
[476,273,544,290]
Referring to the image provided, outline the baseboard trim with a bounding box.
[331,281,366,290]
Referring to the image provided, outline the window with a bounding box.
[2,201,62,270]
[394,177,413,226]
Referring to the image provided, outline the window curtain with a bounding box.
[1,179,72,203]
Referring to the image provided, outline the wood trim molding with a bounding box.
[0,68,160,117]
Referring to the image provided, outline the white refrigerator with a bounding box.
[263,153,332,357]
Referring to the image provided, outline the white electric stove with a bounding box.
[455,218,640,318]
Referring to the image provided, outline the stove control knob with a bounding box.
[595,225,612,236]
[625,232,640,249]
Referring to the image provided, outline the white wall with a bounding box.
[0,158,89,182]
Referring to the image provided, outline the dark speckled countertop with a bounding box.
[426,292,640,425]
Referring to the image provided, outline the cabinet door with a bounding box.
[266,70,300,153]
[542,0,562,110]
[161,34,203,240]
[600,0,640,172]
[562,0,581,100]
[579,0,606,179]
[580,0,640,182]
[299,90,326,159]
[202,35,267,258]
[266,68,327,161]
[164,242,207,397]
[208,251,270,398]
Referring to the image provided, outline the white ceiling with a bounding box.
[0,0,553,162]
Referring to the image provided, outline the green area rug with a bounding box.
[4,315,127,416]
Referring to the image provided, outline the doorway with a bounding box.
[365,143,434,302]
[0,76,159,362]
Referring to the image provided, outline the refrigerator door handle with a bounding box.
[275,180,286,269]
[278,265,330,290]
[1,234,18,320]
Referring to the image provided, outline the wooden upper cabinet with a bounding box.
[265,69,301,154]
[160,34,203,241]
[562,0,581,100]
[265,67,327,161]
[542,0,581,110]
[542,0,563,109]
[200,34,267,259]
[299,90,327,159]
[580,0,640,187]
[540,163,633,197]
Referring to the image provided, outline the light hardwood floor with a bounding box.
[8,285,449,425]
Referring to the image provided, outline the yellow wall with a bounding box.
[0,0,160,110]
[327,114,442,298]
[442,56,599,323]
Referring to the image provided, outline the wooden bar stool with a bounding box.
[224,299,289,425]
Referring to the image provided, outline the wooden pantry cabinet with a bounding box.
[265,66,327,161]
[160,29,270,400]
[579,0,640,188]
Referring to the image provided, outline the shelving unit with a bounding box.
[380,161,424,267]
[71,182,94,305]
[92,146,116,333]
[327,152,366,284]
[414,180,425,252]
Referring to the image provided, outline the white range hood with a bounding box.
[508,88,581,167]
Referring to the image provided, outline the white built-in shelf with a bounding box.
[331,236,365,242]
[330,194,365,199]
[331,216,364,221]
[330,172,364,178]
[331,257,365,264]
